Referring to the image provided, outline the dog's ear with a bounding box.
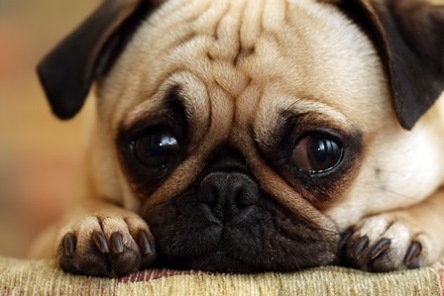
[336,0,444,130]
[37,0,159,120]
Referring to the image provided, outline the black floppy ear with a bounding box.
[337,0,444,130]
[37,0,158,120]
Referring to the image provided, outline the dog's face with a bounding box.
[38,0,444,272]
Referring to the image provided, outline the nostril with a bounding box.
[197,172,228,204]
[228,173,259,207]
[197,182,216,204]
[236,187,257,207]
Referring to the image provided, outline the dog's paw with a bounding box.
[57,212,156,277]
[340,214,436,272]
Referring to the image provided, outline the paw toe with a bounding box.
[340,217,429,272]
[57,216,156,277]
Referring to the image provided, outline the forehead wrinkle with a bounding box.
[277,93,350,123]
[117,86,170,130]
[110,0,365,136]
[205,0,250,98]
[151,0,212,29]
[230,82,263,145]
[262,0,290,30]
[139,0,298,100]
[120,71,214,132]
[202,0,292,100]
[240,0,265,50]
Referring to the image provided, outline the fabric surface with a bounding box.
[0,257,443,295]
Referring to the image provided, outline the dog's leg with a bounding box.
[30,200,156,277]
[341,187,444,271]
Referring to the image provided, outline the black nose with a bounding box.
[197,172,259,223]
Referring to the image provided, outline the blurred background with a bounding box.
[0,0,99,257]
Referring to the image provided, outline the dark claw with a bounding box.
[404,242,422,267]
[111,232,124,254]
[64,234,77,257]
[137,230,152,255]
[92,231,109,253]
[368,238,391,260]
[339,229,354,251]
[352,236,369,260]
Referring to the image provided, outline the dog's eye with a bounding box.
[132,128,180,168]
[292,135,343,173]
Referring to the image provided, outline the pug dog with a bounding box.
[32,0,444,277]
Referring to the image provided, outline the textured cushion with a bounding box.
[0,257,443,295]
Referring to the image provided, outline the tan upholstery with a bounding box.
[0,257,442,295]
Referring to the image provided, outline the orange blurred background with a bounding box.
[0,0,99,257]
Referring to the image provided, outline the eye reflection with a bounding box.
[292,135,343,173]
[132,128,180,168]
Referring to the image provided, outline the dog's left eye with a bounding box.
[131,128,180,168]
[292,134,343,173]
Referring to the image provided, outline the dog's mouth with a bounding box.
[144,186,339,273]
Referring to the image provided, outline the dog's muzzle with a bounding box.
[145,147,339,272]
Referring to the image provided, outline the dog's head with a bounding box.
[38,0,444,272]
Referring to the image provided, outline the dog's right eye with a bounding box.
[292,134,343,174]
[131,128,180,168]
